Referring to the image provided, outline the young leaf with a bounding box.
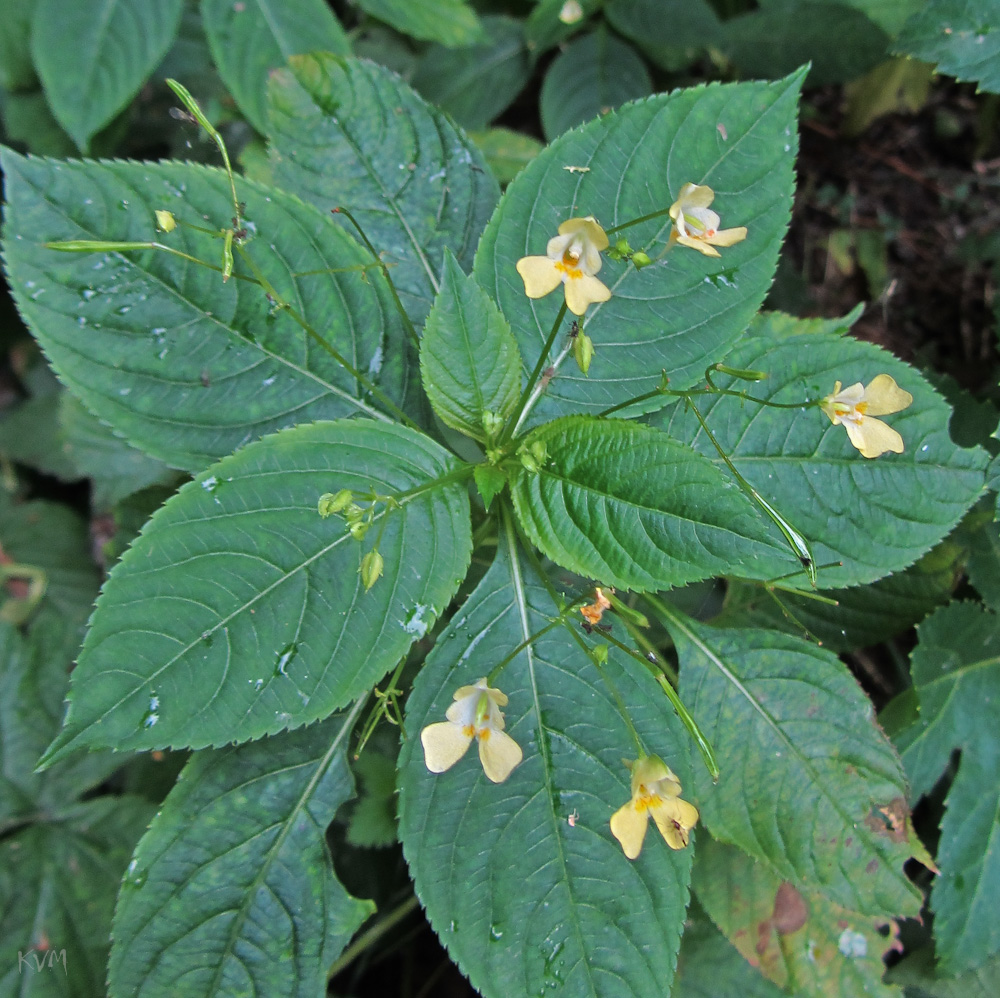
[109,704,373,998]
[509,416,801,593]
[200,0,349,134]
[665,614,922,918]
[30,0,184,150]
[420,252,522,442]
[42,420,472,764]
[539,29,653,141]
[2,151,413,471]
[894,601,1000,973]
[411,15,529,132]
[655,316,987,588]
[267,54,500,327]
[894,0,1000,94]
[354,0,484,47]
[604,0,722,52]
[474,71,804,427]
[399,522,693,998]
[693,836,903,997]
[0,0,36,91]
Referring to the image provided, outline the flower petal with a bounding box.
[678,183,715,209]
[676,235,720,257]
[421,721,473,773]
[610,802,648,860]
[707,226,748,247]
[862,374,913,416]
[845,416,904,459]
[516,256,563,299]
[477,728,522,783]
[564,273,611,315]
[650,801,694,850]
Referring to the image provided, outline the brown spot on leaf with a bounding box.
[866,859,879,875]
[773,882,808,935]
[864,797,911,843]
[756,919,772,955]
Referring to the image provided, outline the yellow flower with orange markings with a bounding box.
[516,216,612,316]
[420,678,523,783]
[610,755,698,859]
[820,374,913,459]
[668,183,747,257]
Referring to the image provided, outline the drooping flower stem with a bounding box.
[500,299,569,445]
[604,205,673,235]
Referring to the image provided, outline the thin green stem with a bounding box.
[704,364,819,409]
[327,895,420,979]
[332,207,421,351]
[604,205,673,235]
[233,244,419,430]
[501,300,568,445]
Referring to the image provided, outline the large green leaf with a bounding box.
[2,150,413,471]
[410,16,528,132]
[42,420,472,764]
[967,519,1000,609]
[539,29,653,141]
[0,797,154,996]
[399,519,693,998]
[887,949,1000,998]
[267,54,500,327]
[473,72,804,426]
[509,416,800,592]
[109,703,373,998]
[354,0,484,47]
[894,601,1000,973]
[895,0,1000,94]
[200,0,349,134]
[693,837,902,997]
[420,252,522,442]
[0,0,36,92]
[666,615,922,918]
[655,314,987,588]
[605,0,722,51]
[30,0,184,149]
[0,391,80,481]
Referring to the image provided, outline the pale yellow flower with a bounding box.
[820,374,913,459]
[668,183,747,257]
[516,216,612,316]
[610,755,698,859]
[420,678,523,783]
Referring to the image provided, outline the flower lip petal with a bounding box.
[862,374,913,416]
[845,416,904,459]
[516,256,563,299]
[478,728,523,783]
[610,802,648,860]
[421,721,473,773]
[564,273,611,315]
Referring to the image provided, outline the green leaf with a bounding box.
[399,520,693,998]
[605,0,722,52]
[666,614,922,917]
[820,0,924,34]
[200,0,349,134]
[473,464,507,510]
[267,54,500,327]
[346,749,398,848]
[2,150,413,471]
[895,0,1000,94]
[354,0,484,47]
[509,416,800,593]
[0,0,37,91]
[30,0,184,150]
[887,948,1000,998]
[540,29,653,141]
[42,420,471,763]
[723,2,891,87]
[420,252,522,442]
[411,16,529,131]
[671,912,786,998]
[693,836,903,997]
[109,703,373,998]
[0,797,154,996]
[525,0,603,52]
[0,391,80,480]
[468,127,544,186]
[474,71,804,425]
[928,751,1000,976]
[60,393,177,508]
[655,315,987,588]
[967,519,1000,610]
[0,87,78,156]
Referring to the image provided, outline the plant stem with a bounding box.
[327,895,420,979]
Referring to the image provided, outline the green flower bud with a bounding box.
[631,251,652,269]
[360,549,384,590]
[481,410,504,440]
[318,489,355,517]
[573,332,595,376]
[349,519,370,540]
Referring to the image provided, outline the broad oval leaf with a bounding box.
[201,0,349,133]
[654,314,987,587]
[109,704,373,998]
[267,54,500,327]
[510,416,800,592]
[2,151,413,471]
[399,524,694,998]
[31,0,184,150]
[474,71,804,427]
[420,252,522,441]
[42,420,472,764]
[354,0,484,47]
[667,614,922,918]
[540,29,653,141]
[411,15,529,131]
